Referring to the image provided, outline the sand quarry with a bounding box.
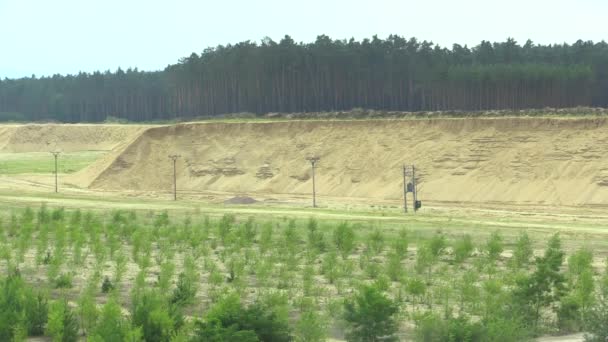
[2,119,605,342]
[1,117,608,209]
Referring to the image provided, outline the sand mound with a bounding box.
[84,117,608,206]
[0,124,149,153]
[224,196,258,205]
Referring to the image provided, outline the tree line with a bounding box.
[1,36,608,122]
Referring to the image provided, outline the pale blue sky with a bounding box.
[1,0,606,79]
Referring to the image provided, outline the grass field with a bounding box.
[0,151,105,174]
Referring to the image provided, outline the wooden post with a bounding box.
[169,155,180,200]
[306,156,320,208]
[412,165,418,213]
[51,152,60,193]
[403,164,408,213]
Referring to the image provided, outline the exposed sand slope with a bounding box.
[0,124,149,153]
[85,117,608,206]
[68,125,159,187]
[0,125,18,151]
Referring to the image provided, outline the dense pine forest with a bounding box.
[1,35,608,122]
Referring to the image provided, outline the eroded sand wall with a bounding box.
[84,118,608,206]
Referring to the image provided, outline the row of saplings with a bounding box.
[2,236,608,341]
[2,265,394,342]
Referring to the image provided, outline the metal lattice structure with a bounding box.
[402,164,421,213]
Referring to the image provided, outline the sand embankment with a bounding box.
[82,118,608,206]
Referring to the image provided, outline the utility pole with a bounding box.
[169,155,180,201]
[50,151,60,193]
[402,164,408,213]
[306,156,320,208]
[412,165,418,213]
[403,164,421,213]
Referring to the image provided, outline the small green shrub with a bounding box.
[406,277,427,305]
[78,288,98,337]
[90,298,131,342]
[557,295,582,333]
[295,300,327,342]
[486,231,504,261]
[414,313,484,342]
[101,276,114,293]
[368,229,385,254]
[171,272,197,306]
[25,292,48,336]
[218,214,236,244]
[54,273,73,289]
[47,299,79,342]
[511,232,533,269]
[393,228,409,259]
[259,223,274,252]
[386,252,403,281]
[321,251,340,284]
[428,233,446,258]
[239,217,257,245]
[573,269,596,322]
[568,248,593,277]
[585,297,608,342]
[153,211,170,229]
[193,294,292,342]
[453,234,474,264]
[512,234,566,330]
[131,289,184,342]
[43,250,53,264]
[344,285,399,342]
[0,272,49,339]
[302,264,316,297]
[333,222,356,258]
[307,218,326,253]
[283,219,299,250]
[157,260,175,293]
[415,244,435,279]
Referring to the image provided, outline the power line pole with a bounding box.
[403,164,408,213]
[306,156,320,208]
[169,154,180,201]
[50,151,60,193]
[403,164,421,213]
[412,164,418,213]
